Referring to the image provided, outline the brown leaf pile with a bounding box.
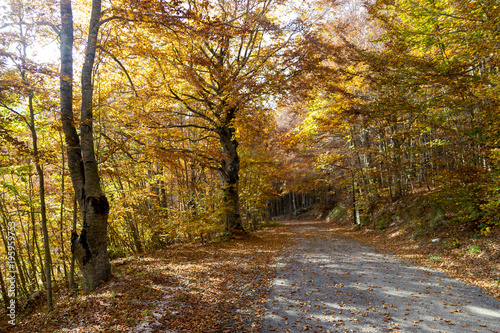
[8,226,296,333]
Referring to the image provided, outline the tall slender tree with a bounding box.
[0,0,55,310]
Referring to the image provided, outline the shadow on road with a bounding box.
[261,221,500,333]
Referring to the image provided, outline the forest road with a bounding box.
[260,220,500,333]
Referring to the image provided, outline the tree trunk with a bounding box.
[217,109,244,232]
[69,195,77,291]
[0,266,8,312]
[59,135,69,280]
[60,0,111,292]
[28,93,53,310]
[75,197,110,291]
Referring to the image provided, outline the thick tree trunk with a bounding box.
[60,0,111,292]
[222,172,243,232]
[217,109,244,232]
[73,196,111,291]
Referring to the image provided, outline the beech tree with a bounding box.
[60,0,111,291]
[101,0,306,232]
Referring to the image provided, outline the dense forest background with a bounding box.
[0,0,498,313]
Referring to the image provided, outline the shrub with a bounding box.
[467,245,481,255]
[428,254,442,263]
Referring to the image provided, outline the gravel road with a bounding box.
[261,221,500,333]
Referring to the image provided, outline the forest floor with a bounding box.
[4,215,500,332]
[7,223,298,333]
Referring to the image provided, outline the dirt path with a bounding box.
[260,221,500,333]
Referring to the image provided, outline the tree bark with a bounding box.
[60,0,111,292]
[217,108,244,232]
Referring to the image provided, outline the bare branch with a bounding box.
[97,45,138,97]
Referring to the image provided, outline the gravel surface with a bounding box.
[261,221,500,333]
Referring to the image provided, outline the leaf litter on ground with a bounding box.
[9,225,297,333]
